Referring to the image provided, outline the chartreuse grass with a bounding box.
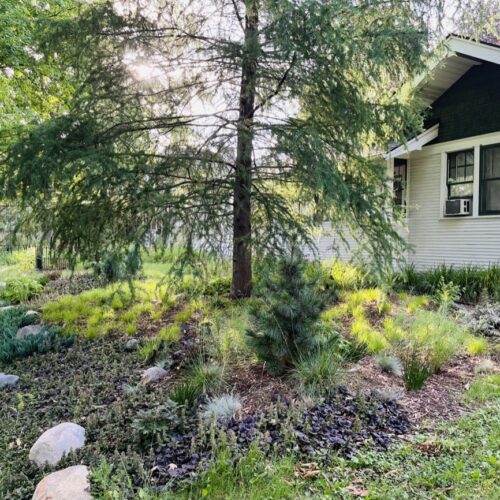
[322,287,483,389]
[42,280,174,339]
[137,299,208,361]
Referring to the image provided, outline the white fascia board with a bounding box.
[448,37,500,65]
[385,123,439,159]
[414,36,500,94]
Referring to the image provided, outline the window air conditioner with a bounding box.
[444,198,471,216]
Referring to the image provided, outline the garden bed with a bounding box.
[1,257,499,498]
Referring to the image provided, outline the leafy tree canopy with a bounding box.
[1,0,495,294]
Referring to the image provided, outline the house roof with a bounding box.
[386,123,439,159]
[415,35,500,107]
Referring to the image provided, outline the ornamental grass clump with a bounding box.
[396,264,500,303]
[292,347,344,397]
[0,276,46,303]
[246,252,328,375]
[169,359,225,406]
[384,310,471,390]
[202,394,242,421]
[375,353,403,377]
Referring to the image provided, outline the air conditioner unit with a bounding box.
[445,198,471,216]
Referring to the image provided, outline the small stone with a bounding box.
[0,305,16,312]
[25,310,40,317]
[0,373,19,389]
[16,324,43,340]
[141,366,168,384]
[33,465,92,500]
[29,422,86,467]
[125,338,139,351]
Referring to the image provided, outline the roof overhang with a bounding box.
[386,123,439,159]
[415,36,500,106]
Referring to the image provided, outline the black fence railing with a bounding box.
[36,247,71,271]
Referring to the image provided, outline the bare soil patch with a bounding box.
[344,355,479,428]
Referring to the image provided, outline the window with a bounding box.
[447,149,474,199]
[393,158,407,209]
[480,144,500,215]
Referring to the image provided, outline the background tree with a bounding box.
[0,0,486,296]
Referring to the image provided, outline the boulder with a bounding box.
[33,465,92,500]
[0,373,19,389]
[29,423,86,467]
[16,324,43,340]
[141,366,168,384]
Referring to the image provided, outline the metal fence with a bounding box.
[36,247,71,271]
[1,244,70,271]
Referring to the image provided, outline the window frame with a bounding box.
[393,158,407,211]
[479,142,500,216]
[446,148,474,200]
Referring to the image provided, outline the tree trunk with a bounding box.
[231,1,259,298]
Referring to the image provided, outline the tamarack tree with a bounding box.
[1,0,442,296]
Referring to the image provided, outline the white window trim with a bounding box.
[438,135,500,219]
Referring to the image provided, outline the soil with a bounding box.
[226,363,295,415]
[344,355,479,428]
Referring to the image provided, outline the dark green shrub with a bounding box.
[93,244,143,283]
[0,307,71,363]
[395,264,500,304]
[246,252,328,375]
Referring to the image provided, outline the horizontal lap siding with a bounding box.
[408,150,500,269]
[306,222,363,261]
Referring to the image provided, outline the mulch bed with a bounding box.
[226,363,295,416]
[344,355,479,427]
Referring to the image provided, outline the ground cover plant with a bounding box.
[41,280,174,339]
[1,255,499,498]
[0,306,69,363]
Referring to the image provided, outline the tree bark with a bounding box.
[231,0,259,298]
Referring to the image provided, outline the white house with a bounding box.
[316,36,500,269]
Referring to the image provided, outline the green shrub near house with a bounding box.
[396,263,500,303]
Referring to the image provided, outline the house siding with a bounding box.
[425,62,500,144]
[314,132,500,269]
[306,222,364,262]
[406,132,500,269]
